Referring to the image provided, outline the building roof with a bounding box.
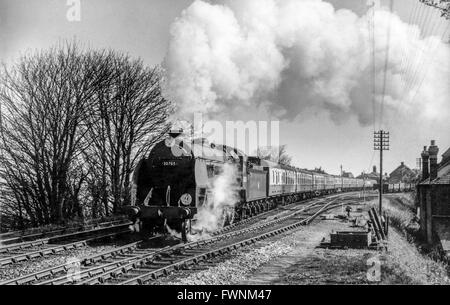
[432,173,450,185]
[440,147,450,170]
[420,173,450,185]
[388,162,417,183]
[356,169,379,180]
[419,177,431,185]
[442,147,450,160]
[418,146,450,186]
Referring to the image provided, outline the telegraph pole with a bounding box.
[374,130,389,215]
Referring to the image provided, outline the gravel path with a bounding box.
[154,220,337,285]
[153,198,450,285]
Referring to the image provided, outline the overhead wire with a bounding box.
[398,0,422,73]
[404,5,448,99]
[402,0,430,80]
[366,1,377,176]
[403,4,442,94]
[378,0,394,131]
[369,2,377,131]
[406,21,450,105]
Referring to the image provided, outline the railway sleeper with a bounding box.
[104,278,125,285]
[181,249,207,255]
[125,269,151,276]
[88,268,106,277]
[136,264,164,270]
[114,271,143,280]
[117,265,135,275]
[16,277,37,285]
[116,253,137,258]
[27,252,43,259]
[12,256,28,263]
[156,257,177,263]
[148,259,168,270]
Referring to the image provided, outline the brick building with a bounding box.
[388,162,419,184]
[417,140,450,258]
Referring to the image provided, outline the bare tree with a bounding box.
[0,42,112,226]
[0,43,172,229]
[83,53,172,215]
[256,145,292,166]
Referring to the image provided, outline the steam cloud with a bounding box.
[191,163,239,237]
[164,0,450,125]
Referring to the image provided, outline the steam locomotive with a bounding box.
[126,130,374,241]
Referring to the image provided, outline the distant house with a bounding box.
[388,162,419,184]
[417,140,450,260]
[342,171,354,178]
[356,166,387,184]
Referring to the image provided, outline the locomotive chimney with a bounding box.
[373,166,377,173]
[428,140,439,180]
[421,146,429,181]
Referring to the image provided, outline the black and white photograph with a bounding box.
[0,0,449,295]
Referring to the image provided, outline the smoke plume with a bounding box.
[191,163,239,237]
[164,0,450,125]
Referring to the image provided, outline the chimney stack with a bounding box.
[428,140,439,180]
[401,161,404,166]
[421,146,429,181]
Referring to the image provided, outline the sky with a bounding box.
[0,0,449,176]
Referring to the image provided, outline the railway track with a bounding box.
[212,191,373,236]
[77,193,362,285]
[0,222,132,267]
[1,192,371,285]
[0,237,163,285]
[0,216,128,246]
[111,195,354,285]
[0,195,331,285]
